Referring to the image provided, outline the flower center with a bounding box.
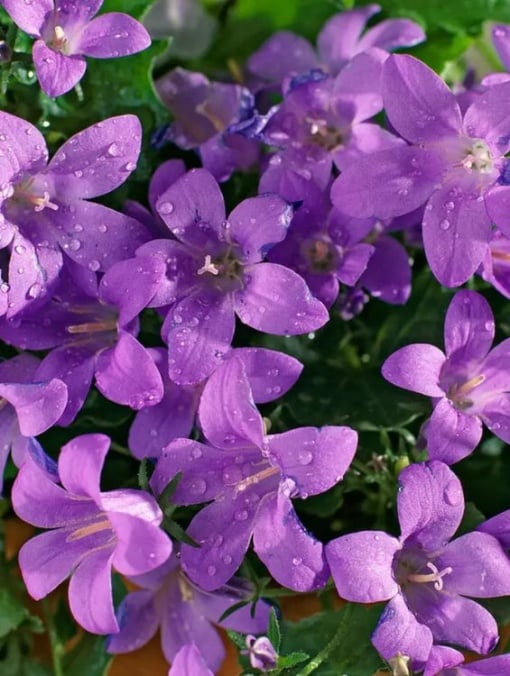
[301,238,338,273]
[196,248,244,291]
[7,179,59,213]
[306,117,344,151]
[461,139,493,174]
[407,560,453,591]
[447,373,485,410]
[48,25,70,54]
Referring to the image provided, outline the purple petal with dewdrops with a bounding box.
[32,41,86,98]
[0,0,53,35]
[253,490,329,591]
[78,13,151,58]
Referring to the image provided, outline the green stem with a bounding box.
[295,604,352,676]
[42,598,64,676]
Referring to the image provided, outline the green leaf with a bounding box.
[227,630,248,650]
[268,607,281,652]
[281,604,383,675]
[278,651,309,669]
[62,634,112,676]
[0,589,32,637]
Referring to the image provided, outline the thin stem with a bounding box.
[296,604,352,676]
[42,598,64,676]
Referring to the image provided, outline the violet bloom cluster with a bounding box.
[12,433,172,634]
[1,0,151,97]
[382,290,510,464]
[151,356,358,592]
[326,461,510,671]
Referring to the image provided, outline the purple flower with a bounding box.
[247,4,424,88]
[325,461,510,668]
[128,346,303,460]
[0,112,148,316]
[168,645,213,676]
[146,168,328,385]
[1,0,150,97]
[0,256,165,423]
[243,635,278,672]
[12,433,172,634]
[151,356,357,592]
[156,68,259,182]
[0,353,67,492]
[108,550,270,670]
[423,645,510,675]
[332,54,510,286]
[382,290,510,464]
[478,228,510,298]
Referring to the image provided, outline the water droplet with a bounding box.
[159,201,175,215]
[223,554,232,565]
[69,239,81,251]
[98,224,108,233]
[124,162,136,171]
[443,480,461,505]
[0,283,9,293]
[207,565,216,576]
[439,219,450,231]
[235,509,249,521]
[298,449,313,465]
[107,143,120,157]
[191,447,203,459]
[88,260,100,272]
[27,283,41,299]
[292,557,302,566]
[189,478,207,495]
[223,434,236,445]
[73,169,83,178]
[74,224,83,232]
[14,244,26,254]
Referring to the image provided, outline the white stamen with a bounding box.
[33,191,59,212]
[197,255,220,276]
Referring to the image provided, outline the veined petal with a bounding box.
[95,332,164,409]
[325,531,400,602]
[478,509,510,549]
[426,398,483,465]
[253,491,329,591]
[463,80,510,155]
[493,25,510,70]
[107,590,158,654]
[422,183,492,287]
[110,512,172,576]
[199,357,264,451]
[443,290,494,362]
[162,613,220,673]
[485,185,510,238]
[229,195,293,264]
[68,548,118,634]
[410,590,498,654]
[0,379,67,436]
[59,433,110,500]
[357,18,425,53]
[382,344,445,397]
[234,263,328,335]
[155,169,225,253]
[382,54,462,143]
[78,13,150,58]
[439,531,510,598]
[164,289,235,386]
[331,146,443,219]
[0,111,48,178]
[181,490,259,591]
[55,200,150,272]
[1,0,51,34]
[371,594,433,667]
[33,41,86,98]
[12,456,99,528]
[49,116,142,199]
[397,461,464,551]
[266,426,357,497]
[359,235,411,304]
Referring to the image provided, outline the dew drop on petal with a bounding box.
[443,480,461,506]
[69,239,81,251]
[159,201,175,215]
[439,219,451,231]
[207,565,216,576]
[292,557,302,566]
[298,449,313,465]
[88,260,100,272]
[191,447,203,459]
[235,509,249,521]
[189,478,207,495]
[223,554,232,565]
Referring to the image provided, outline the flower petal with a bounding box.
[397,461,464,551]
[68,548,118,634]
[1,0,51,34]
[443,289,494,362]
[371,594,433,667]
[33,40,86,97]
[0,111,48,178]
[485,185,510,239]
[199,357,264,451]
[382,54,462,143]
[266,426,357,497]
[59,433,110,500]
[422,184,492,287]
[325,531,400,602]
[253,491,329,591]
[234,263,328,335]
[0,379,67,436]
[317,5,380,71]
[107,590,158,654]
[247,32,318,83]
[358,18,425,53]
[109,512,172,576]
[49,115,142,199]
[463,80,510,154]
[381,344,446,397]
[78,13,150,58]
[426,398,483,465]
[359,235,411,304]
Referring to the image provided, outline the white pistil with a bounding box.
[197,255,220,276]
[234,466,279,494]
[33,191,59,212]
[408,561,453,591]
